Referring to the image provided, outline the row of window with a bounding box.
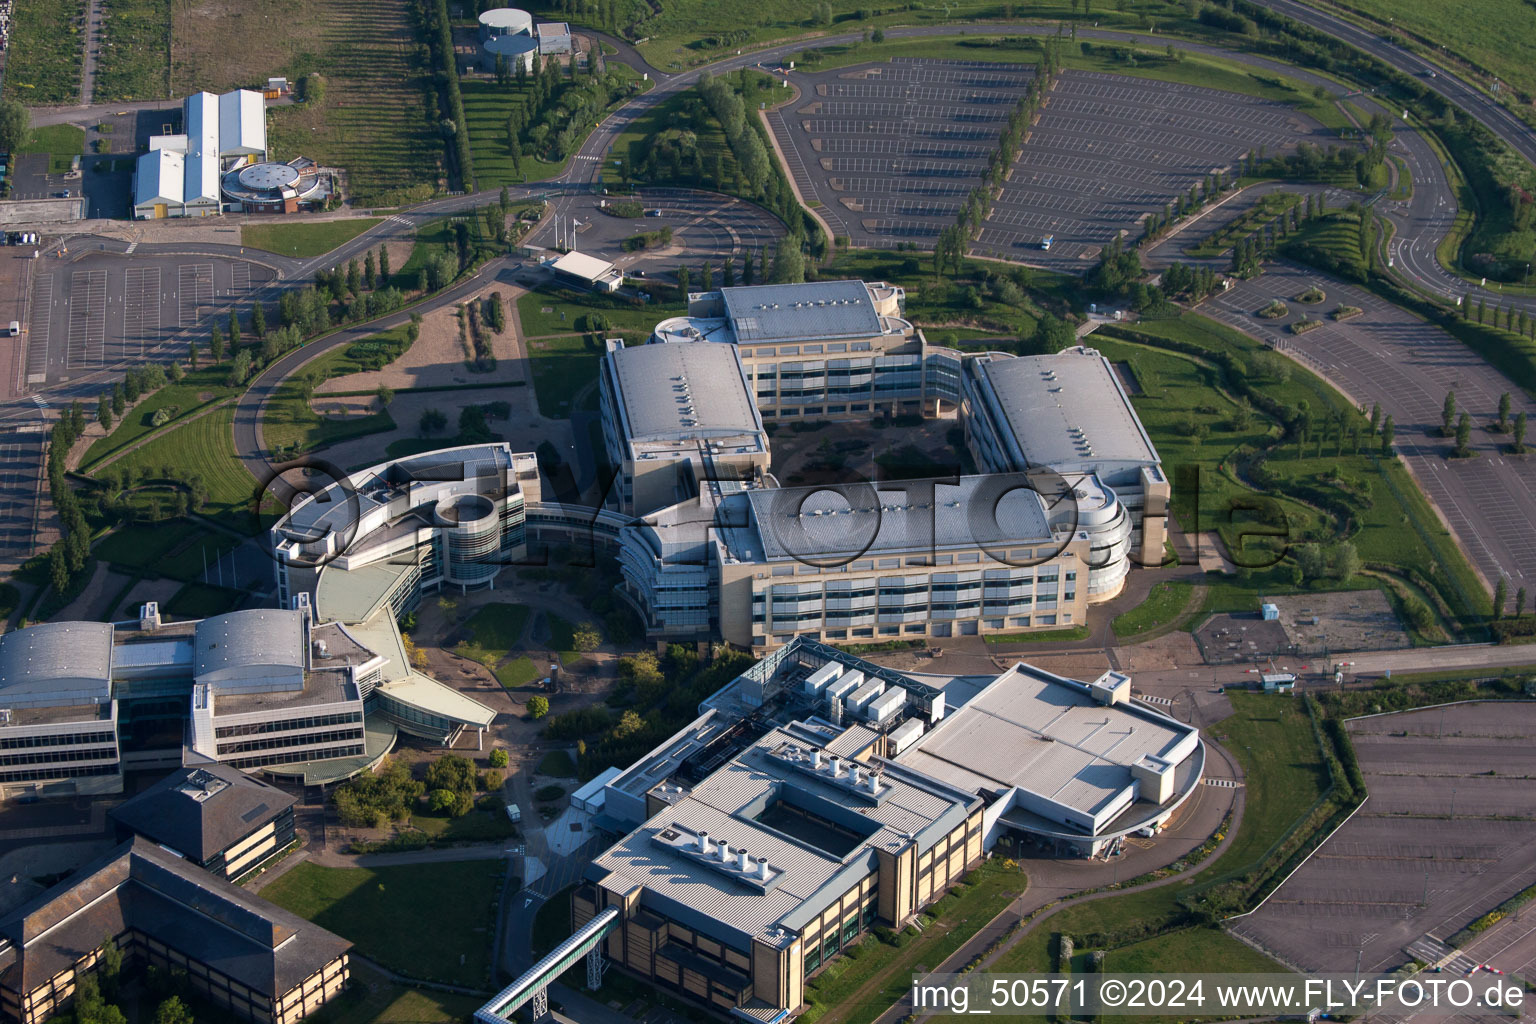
[224,743,365,770]
[216,727,364,757]
[214,711,362,740]
[0,730,115,751]
[803,905,878,974]
[0,746,118,768]
[0,762,118,784]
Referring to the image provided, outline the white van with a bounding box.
[6,322,19,337]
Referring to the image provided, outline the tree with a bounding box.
[364,251,377,290]
[419,408,448,435]
[1381,414,1395,454]
[1294,542,1328,582]
[347,259,362,296]
[251,300,266,339]
[573,622,601,652]
[376,384,395,408]
[871,26,885,42]
[228,349,252,388]
[527,694,550,719]
[210,323,225,364]
[1518,586,1528,619]
[1516,412,1528,453]
[49,543,69,595]
[1332,541,1361,581]
[676,265,690,294]
[1442,390,1457,436]
[1494,575,1509,619]
[1369,402,1381,434]
[0,101,26,159]
[153,996,194,1024]
[1455,411,1471,456]
[700,260,713,291]
[112,383,125,416]
[489,747,509,768]
[229,311,241,351]
[379,246,391,283]
[98,391,113,430]
[458,404,490,441]
[742,249,754,285]
[1498,391,1512,432]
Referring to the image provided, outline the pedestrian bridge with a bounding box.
[476,905,620,1023]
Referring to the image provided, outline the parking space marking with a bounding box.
[231,261,251,293]
[122,266,161,357]
[67,270,106,370]
[179,263,213,327]
[26,275,52,385]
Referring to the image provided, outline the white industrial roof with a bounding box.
[377,674,495,729]
[719,280,883,343]
[608,342,762,443]
[899,663,1196,820]
[732,476,1052,561]
[0,621,114,707]
[218,89,267,156]
[183,91,221,203]
[973,348,1159,472]
[135,149,184,208]
[550,250,616,282]
[194,609,305,681]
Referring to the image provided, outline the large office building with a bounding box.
[599,339,770,516]
[574,638,1202,1020]
[132,89,268,219]
[0,593,496,800]
[0,838,350,1024]
[598,282,1168,648]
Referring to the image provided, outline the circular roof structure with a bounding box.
[479,7,533,35]
[238,162,300,191]
[484,33,539,59]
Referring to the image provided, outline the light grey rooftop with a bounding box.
[719,280,883,343]
[609,342,762,444]
[0,622,114,708]
[195,610,305,681]
[975,348,1159,471]
[899,663,1195,819]
[729,476,1052,562]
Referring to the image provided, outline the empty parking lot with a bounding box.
[25,252,276,387]
[770,60,1333,267]
[1229,702,1536,980]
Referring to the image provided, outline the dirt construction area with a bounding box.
[1269,590,1409,653]
[1229,702,1536,978]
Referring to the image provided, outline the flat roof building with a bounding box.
[599,339,769,516]
[0,838,350,1024]
[132,88,270,219]
[535,21,571,54]
[549,250,622,292]
[573,638,1201,1017]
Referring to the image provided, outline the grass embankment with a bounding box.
[241,219,383,259]
[261,861,504,989]
[1113,581,1196,639]
[0,0,85,101]
[108,406,270,533]
[80,367,239,470]
[537,749,577,778]
[1093,315,1490,628]
[305,962,482,1024]
[525,334,602,418]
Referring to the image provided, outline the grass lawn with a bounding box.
[92,520,239,582]
[263,348,395,455]
[18,125,87,173]
[1093,316,1489,626]
[307,962,482,1024]
[1112,581,1195,639]
[0,0,85,102]
[1281,207,1371,282]
[525,334,601,418]
[409,808,517,843]
[242,218,384,259]
[515,288,682,338]
[803,859,1025,1024]
[495,655,539,688]
[460,80,580,186]
[545,613,586,666]
[455,602,532,677]
[80,367,239,470]
[536,749,577,778]
[262,860,503,988]
[391,210,505,292]
[94,0,169,100]
[110,406,273,533]
[165,581,245,618]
